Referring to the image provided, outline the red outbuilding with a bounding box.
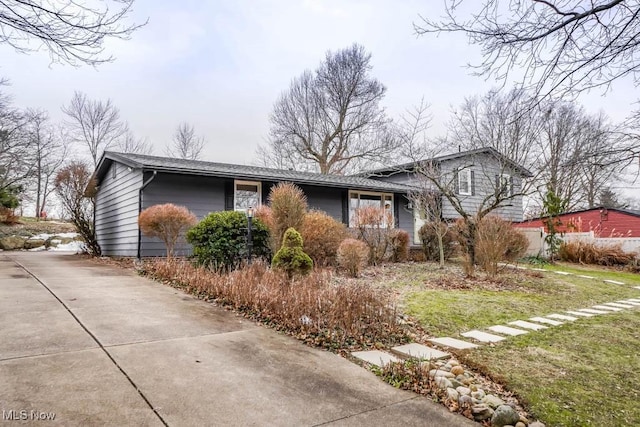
[515,207,640,238]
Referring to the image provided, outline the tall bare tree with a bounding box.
[165,122,205,160]
[24,109,67,218]
[259,44,397,174]
[0,79,31,197]
[62,91,126,167]
[0,0,145,66]
[115,125,152,154]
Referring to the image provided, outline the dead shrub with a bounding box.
[388,229,410,262]
[253,205,274,231]
[0,207,19,224]
[353,205,392,265]
[418,222,456,262]
[143,258,405,348]
[475,216,528,276]
[300,210,348,266]
[268,182,308,253]
[139,203,197,257]
[337,238,370,277]
[559,240,637,266]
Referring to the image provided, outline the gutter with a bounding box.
[137,170,157,259]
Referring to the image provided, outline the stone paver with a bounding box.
[508,320,548,331]
[603,302,636,309]
[529,317,563,326]
[578,308,610,314]
[634,287,640,290]
[620,300,640,306]
[628,298,640,302]
[531,268,546,272]
[428,337,479,350]
[554,271,572,275]
[351,350,400,367]
[604,279,625,285]
[487,325,528,336]
[578,275,595,279]
[566,310,596,317]
[592,305,623,312]
[460,330,506,343]
[547,313,578,321]
[391,343,450,361]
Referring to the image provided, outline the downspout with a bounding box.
[137,170,157,259]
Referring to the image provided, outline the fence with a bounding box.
[515,228,640,257]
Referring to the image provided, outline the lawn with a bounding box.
[360,261,640,426]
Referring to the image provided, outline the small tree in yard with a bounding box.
[138,204,197,258]
[268,182,308,254]
[542,186,567,261]
[353,205,393,265]
[412,188,451,268]
[475,216,528,276]
[54,162,101,255]
[272,228,313,279]
[337,238,369,278]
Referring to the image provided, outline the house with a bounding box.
[91,152,417,257]
[515,207,640,238]
[361,147,533,243]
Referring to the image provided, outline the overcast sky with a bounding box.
[1,0,638,174]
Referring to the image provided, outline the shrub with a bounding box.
[337,238,369,277]
[0,207,19,225]
[268,182,308,254]
[388,229,410,262]
[272,228,313,278]
[353,205,392,264]
[186,210,270,270]
[300,210,348,266]
[559,240,636,266]
[475,216,528,276]
[143,259,405,349]
[139,203,197,257]
[419,222,456,262]
[253,205,274,231]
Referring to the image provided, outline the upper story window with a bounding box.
[349,191,394,228]
[234,180,261,211]
[457,168,472,195]
[498,174,512,197]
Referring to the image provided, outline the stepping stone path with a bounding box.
[604,279,625,285]
[554,271,572,275]
[391,343,450,361]
[351,350,399,367]
[566,310,596,317]
[604,302,636,309]
[508,320,548,331]
[461,330,506,343]
[620,300,640,306]
[592,305,622,312]
[487,325,528,336]
[546,313,578,321]
[529,316,563,326]
[579,308,611,314]
[429,337,479,350]
[634,286,640,290]
[578,275,595,279]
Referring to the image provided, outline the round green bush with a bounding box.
[186,211,270,270]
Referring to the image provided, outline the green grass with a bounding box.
[388,263,640,426]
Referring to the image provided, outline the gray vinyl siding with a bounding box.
[300,185,344,221]
[95,162,142,256]
[140,173,227,257]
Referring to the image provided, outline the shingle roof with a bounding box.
[96,152,418,193]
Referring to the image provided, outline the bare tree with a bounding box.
[0,0,145,66]
[115,125,152,154]
[260,44,397,174]
[62,91,126,167]
[24,109,67,218]
[410,185,449,268]
[165,122,205,160]
[0,79,31,196]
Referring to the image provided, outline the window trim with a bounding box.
[348,190,394,228]
[234,180,262,212]
[458,168,472,195]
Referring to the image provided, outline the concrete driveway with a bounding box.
[0,252,473,426]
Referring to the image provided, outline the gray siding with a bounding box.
[140,173,227,257]
[300,185,344,221]
[95,161,143,256]
[395,193,413,238]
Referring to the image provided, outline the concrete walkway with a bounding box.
[0,252,472,427]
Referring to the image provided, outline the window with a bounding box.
[234,180,261,211]
[458,168,472,195]
[498,174,512,197]
[349,191,394,228]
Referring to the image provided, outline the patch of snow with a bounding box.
[31,232,79,240]
[49,241,86,253]
[28,246,47,252]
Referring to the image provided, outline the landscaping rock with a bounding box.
[429,369,454,379]
[471,389,486,400]
[434,376,453,390]
[449,378,464,389]
[24,239,46,249]
[515,422,526,427]
[0,235,26,250]
[491,404,520,427]
[459,395,473,406]
[483,394,506,409]
[471,404,494,421]
[446,387,459,401]
[451,365,465,376]
[456,386,471,396]
[529,422,546,427]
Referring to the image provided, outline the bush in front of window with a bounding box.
[352,205,393,265]
[388,229,410,262]
[300,210,349,267]
[337,238,369,277]
[418,222,456,262]
[269,182,308,254]
[139,203,198,258]
[272,227,313,278]
[186,211,270,270]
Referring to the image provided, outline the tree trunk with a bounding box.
[437,233,445,269]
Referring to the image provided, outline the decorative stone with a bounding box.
[461,330,506,342]
[451,365,465,376]
[577,275,595,279]
[482,394,505,409]
[529,422,546,427]
[0,235,26,250]
[529,316,563,326]
[391,343,450,361]
[446,387,459,401]
[471,389,486,400]
[620,300,640,306]
[24,238,46,249]
[516,422,526,427]
[449,378,464,389]
[546,313,578,321]
[435,376,453,390]
[471,404,494,421]
[577,308,610,314]
[428,337,479,349]
[604,279,625,285]
[508,320,548,331]
[351,350,399,367]
[456,386,471,395]
[429,369,454,379]
[491,404,520,427]
[487,325,528,336]
[448,360,460,366]
[603,302,635,308]
[459,395,473,406]
[554,271,572,275]
[566,310,595,317]
[591,305,622,312]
